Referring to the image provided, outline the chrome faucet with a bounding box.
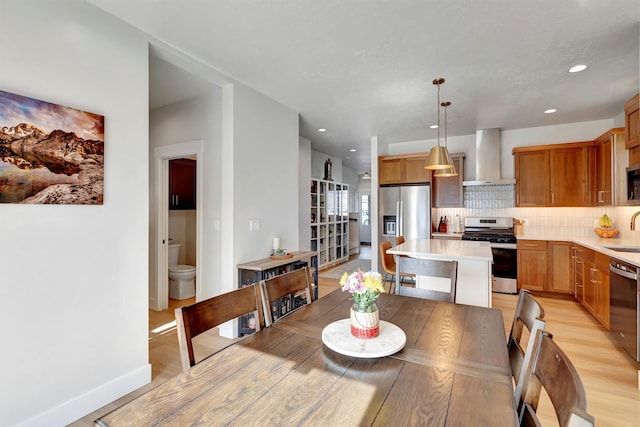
[631,211,640,231]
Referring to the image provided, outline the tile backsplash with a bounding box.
[434,184,640,242]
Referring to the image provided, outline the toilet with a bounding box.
[168,243,196,300]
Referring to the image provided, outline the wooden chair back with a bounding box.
[395,257,457,303]
[395,235,405,246]
[379,240,398,293]
[508,289,546,405]
[518,330,594,427]
[379,240,396,274]
[260,267,313,326]
[175,283,263,371]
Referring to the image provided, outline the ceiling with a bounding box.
[88,0,640,173]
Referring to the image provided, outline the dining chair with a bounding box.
[395,257,457,303]
[380,240,404,294]
[260,266,313,327]
[518,330,594,427]
[395,235,405,246]
[174,283,263,372]
[508,289,546,406]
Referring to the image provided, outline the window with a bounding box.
[360,194,369,226]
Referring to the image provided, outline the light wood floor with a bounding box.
[71,260,640,426]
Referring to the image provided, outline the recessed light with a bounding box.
[318,128,327,132]
[569,64,588,73]
[349,149,357,152]
[544,109,557,114]
[430,125,439,129]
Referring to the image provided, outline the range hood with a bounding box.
[462,128,516,186]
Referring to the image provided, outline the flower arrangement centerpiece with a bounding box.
[340,269,385,339]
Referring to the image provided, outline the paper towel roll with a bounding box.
[273,237,280,251]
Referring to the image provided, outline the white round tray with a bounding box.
[321,319,406,358]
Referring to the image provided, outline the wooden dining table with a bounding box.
[96,289,518,426]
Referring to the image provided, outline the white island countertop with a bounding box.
[387,239,494,308]
[387,238,493,261]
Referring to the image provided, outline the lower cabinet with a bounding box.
[572,244,610,330]
[547,241,573,294]
[517,240,573,294]
[517,240,547,291]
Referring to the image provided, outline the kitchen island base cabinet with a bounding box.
[388,239,494,308]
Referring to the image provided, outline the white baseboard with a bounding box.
[18,364,151,427]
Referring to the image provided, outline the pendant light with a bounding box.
[425,78,455,170]
[434,100,458,177]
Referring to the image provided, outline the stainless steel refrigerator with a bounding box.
[379,184,431,244]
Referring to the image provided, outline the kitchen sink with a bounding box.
[602,246,640,253]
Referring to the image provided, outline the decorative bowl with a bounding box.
[594,227,618,238]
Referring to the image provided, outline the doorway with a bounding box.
[154,140,204,311]
[359,193,371,245]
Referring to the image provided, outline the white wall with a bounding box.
[149,92,221,303]
[299,136,312,250]
[232,84,300,276]
[0,1,150,426]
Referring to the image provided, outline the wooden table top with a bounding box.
[96,290,517,426]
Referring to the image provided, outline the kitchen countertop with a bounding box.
[517,234,640,266]
[388,238,493,262]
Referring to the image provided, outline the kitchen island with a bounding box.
[387,239,494,308]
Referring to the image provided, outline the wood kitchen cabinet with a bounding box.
[624,93,639,149]
[379,153,431,185]
[514,150,549,206]
[517,240,547,292]
[432,155,464,208]
[513,142,592,207]
[592,128,625,206]
[518,240,572,294]
[572,244,610,329]
[169,158,196,210]
[547,241,573,294]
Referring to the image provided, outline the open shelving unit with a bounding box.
[236,251,317,337]
[310,179,348,270]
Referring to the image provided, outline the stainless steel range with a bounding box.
[462,217,517,294]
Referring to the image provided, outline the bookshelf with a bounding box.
[310,179,348,270]
[236,251,317,336]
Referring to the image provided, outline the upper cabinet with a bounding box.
[432,155,464,207]
[514,149,549,206]
[625,93,639,148]
[169,158,196,210]
[379,152,431,185]
[593,128,625,206]
[625,93,640,165]
[513,142,592,207]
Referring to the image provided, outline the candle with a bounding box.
[273,237,280,251]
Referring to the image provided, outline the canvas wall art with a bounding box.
[0,90,104,204]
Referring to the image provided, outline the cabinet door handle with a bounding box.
[551,193,555,205]
[176,195,179,206]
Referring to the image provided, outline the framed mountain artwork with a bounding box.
[0,90,104,204]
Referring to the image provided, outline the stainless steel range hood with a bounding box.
[462,128,516,186]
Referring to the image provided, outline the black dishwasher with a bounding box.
[610,258,640,362]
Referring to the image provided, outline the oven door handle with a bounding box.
[490,243,517,250]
